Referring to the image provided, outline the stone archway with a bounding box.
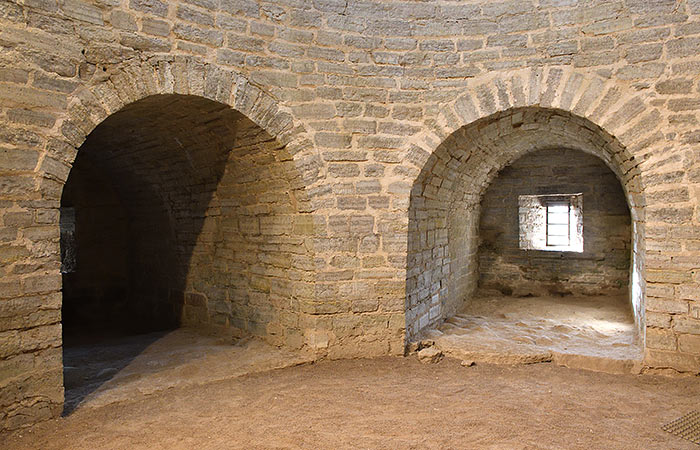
[402,67,652,365]
[48,58,321,338]
[407,106,645,369]
[59,91,317,411]
[61,93,315,340]
[11,57,321,422]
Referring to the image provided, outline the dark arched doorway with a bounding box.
[60,94,312,411]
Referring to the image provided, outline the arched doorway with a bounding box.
[60,94,313,410]
[407,107,644,369]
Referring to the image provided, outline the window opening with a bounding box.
[60,206,77,273]
[519,193,583,252]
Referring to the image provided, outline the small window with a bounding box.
[60,207,77,273]
[519,194,583,252]
[546,201,570,247]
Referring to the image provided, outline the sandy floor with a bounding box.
[429,295,642,373]
[62,329,314,412]
[2,355,698,449]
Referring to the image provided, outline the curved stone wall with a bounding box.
[1,0,700,430]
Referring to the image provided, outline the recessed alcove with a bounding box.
[407,107,645,367]
[59,94,313,412]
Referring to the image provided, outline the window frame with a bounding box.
[518,193,583,253]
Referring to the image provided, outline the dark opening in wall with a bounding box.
[59,206,77,274]
[60,154,133,336]
[59,93,314,412]
[59,94,312,342]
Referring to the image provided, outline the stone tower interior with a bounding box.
[1,0,699,447]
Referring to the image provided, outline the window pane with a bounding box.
[547,212,569,225]
[547,203,569,213]
[547,235,569,246]
[547,224,569,236]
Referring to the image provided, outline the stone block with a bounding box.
[142,17,170,36]
[646,311,672,328]
[174,24,223,46]
[646,271,691,284]
[328,163,360,178]
[110,10,137,30]
[337,196,367,210]
[0,68,29,84]
[645,349,700,373]
[673,316,700,335]
[120,32,171,52]
[177,5,215,26]
[0,148,40,172]
[645,327,677,350]
[679,334,700,355]
[417,346,443,363]
[0,85,67,109]
[260,216,293,236]
[129,0,168,17]
[19,323,61,352]
[22,274,61,295]
[62,0,103,25]
[7,109,56,128]
[315,133,352,149]
[667,37,700,58]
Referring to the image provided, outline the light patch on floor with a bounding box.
[426,295,642,373]
[63,329,314,412]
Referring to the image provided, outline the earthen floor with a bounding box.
[3,355,698,449]
[428,295,642,373]
[61,329,314,413]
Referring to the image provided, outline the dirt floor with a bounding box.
[3,353,699,449]
[430,295,642,373]
[61,329,314,412]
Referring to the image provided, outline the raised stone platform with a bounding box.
[423,295,643,374]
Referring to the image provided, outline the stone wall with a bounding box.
[407,107,645,340]
[1,0,700,431]
[479,148,631,297]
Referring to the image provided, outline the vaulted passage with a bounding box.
[407,107,645,367]
[60,95,314,409]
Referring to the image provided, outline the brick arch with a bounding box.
[49,56,320,192]
[404,67,652,354]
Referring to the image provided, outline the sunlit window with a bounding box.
[519,194,583,253]
[546,200,571,247]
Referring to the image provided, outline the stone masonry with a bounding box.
[479,147,631,298]
[1,0,700,431]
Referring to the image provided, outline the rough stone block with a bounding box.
[646,327,677,350]
[673,316,700,335]
[129,0,168,17]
